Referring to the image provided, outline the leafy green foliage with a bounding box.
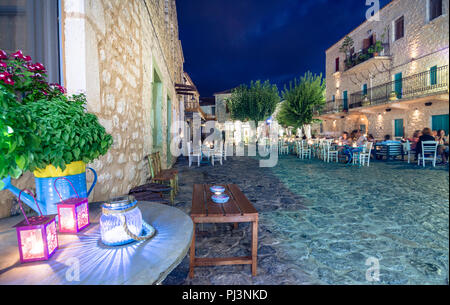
[228,80,280,126]
[276,72,326,129]
[0,50,112,180]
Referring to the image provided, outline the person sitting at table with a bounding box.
[432,130,438,139]
[436,129,449,164]
[355,130,367,146]
[408,130,421,151]
[367,134,376,159]
[384,134,391,142]
[339,132,350,145]
[416,128,436,158]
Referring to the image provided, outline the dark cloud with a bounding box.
[177,0,391,96]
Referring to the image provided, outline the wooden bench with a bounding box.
[146,152,178,203]
[189,184,259,278]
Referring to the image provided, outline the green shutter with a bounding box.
[363,84,368,96]
[394,119,404,138]
[166,98,172,166]
[343,91,348,110]
[430,66,437,86]
[432,114,449,135]
[394,73,403,99]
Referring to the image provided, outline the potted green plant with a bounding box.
[1,50,113,215]
[389,91,398,101]
[362,95,370,106]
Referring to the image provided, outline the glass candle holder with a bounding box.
[100,196,143,246]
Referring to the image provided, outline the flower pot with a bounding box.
[1,161,97,216]
[389,92,398,101]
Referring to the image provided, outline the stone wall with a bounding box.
[0,0,186,218]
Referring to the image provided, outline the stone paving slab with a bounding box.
[163,155,448,285]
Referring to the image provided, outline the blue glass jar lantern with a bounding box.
[100,195,155,246]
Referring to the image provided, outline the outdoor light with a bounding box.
[54,177,90,233]
[100,195,155,246]
[14,190,58,263]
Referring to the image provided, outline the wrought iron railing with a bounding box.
[317,99,345,115]
[344,43,391,71]
[349,65,448,109]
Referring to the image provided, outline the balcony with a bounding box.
[344,43,390,71]
[315,99,345,116]
[184,100,216,121]
[349,65,448,110]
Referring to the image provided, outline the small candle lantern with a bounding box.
[54,177,90,233]
[13,190,58,263]
[100,195,155,246]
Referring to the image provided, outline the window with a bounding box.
[211,106,216,116]
[0,1,61,83]
[430,65,438,85]
[332,95,335,102]
[394,16,404,41]
[335,57,340,72]
[362,84,368,96]
[430,0,443,21]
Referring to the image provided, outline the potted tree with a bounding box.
[1,50,113,215]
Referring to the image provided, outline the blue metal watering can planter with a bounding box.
[1,161,97,216]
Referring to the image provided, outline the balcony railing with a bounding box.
[184,100,199,112]
[344,43,390,71]
[349,65,448,109]
[316,99,345,115]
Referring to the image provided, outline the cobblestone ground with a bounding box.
[162,155,449,285]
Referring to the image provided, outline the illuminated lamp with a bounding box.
[14,190,58,263]
[54,177,90,233]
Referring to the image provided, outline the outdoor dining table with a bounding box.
[0,202,193,285]
[375,141,404,161]
[189,184,259,278]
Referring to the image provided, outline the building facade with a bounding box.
[317,0,449,139]
[0,0,188,218]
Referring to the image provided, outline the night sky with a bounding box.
[176,0,391,97]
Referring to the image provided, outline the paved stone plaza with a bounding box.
[163,155,449,285]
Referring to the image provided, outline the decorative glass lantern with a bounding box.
[100,195,155,246]
[13,190,58,263]
[54,177,90,233]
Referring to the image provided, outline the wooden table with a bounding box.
[189,184,259,278]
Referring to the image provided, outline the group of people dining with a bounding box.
[330,127,449,165]
[407,128,449,165]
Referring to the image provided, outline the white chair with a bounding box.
[403,140,413,164]
[417,141,438,167]
[300,140,311,159]
[187,142,201,167]
[325,142,339,163]
[359,142,373,167]
[295,141,302,158]
[279,140,289,155]
[212,141,223,166]
[223,141,231,161]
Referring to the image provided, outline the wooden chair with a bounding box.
[146,153,178,204]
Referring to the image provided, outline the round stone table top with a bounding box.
[0,202,193,285]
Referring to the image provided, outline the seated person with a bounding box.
[355,130,367,147]
[416,128,437,157]
[384,134,391,142]
[437,129,449,164]
[408,130,421,151]
[339,132,350,145]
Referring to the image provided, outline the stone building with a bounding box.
[0,0,190,218]
[316,0,449,139]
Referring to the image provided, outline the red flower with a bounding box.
[0,50,7,60]
[0,71,14,85]
[50,83,66,94]
[0,61,6,69]
[24,55,32,62]
[12,50,26,60]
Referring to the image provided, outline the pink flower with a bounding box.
[33,62,46,71]
[0,72,14,85]
[0,50,7,60]
[12,50,26,60]
[0,61,6,69]
[50,83,66,94]
[31,73,42,78]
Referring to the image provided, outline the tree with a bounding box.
[276,72,326,130]
[228,80,280,126]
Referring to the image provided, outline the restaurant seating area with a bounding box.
[275,127,449,168]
